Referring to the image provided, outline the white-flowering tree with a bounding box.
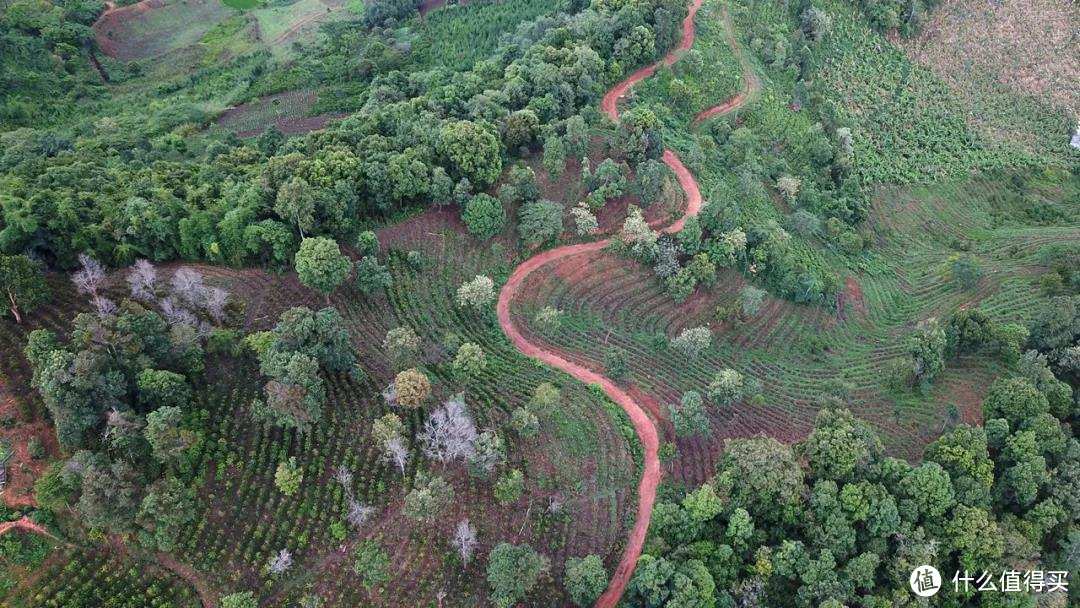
[672,326,712,358]
[452,519,478,565]
[127,259,157,302]
[456,275,496,311]
[420,396,478,464]
[570,203,598,236]
[620,206,658,261]
[708,368,745,406]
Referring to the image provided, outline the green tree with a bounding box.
[355,255,392,295]
[494,468,525,504]
[136,369,192,412]
[564,554,608,607]
[518,200,564,247]
[0,254,47,323]
[274,457,303,496]
[462,193,506,240]
[144,406,194,468]
[487,543,550,606]
[137,476,196,552]
[295,237,351,303]
[439,120,502,188]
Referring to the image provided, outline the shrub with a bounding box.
[220,592,257,608]
[403,472,454,523]
[462,193,506,240]
[604,349,629,381]
[494,469,525,504]
[950,255,983,290]
[274,457,303,496]
[384,327,421,366]
[352,539,390,589]
[510,407,540,438]
[739,286,767,317]
[534,306,564,331]
[668,391,709,437]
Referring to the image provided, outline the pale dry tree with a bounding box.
[72,253,105,298]
[420,396,478,464]
[170,267,206,308]
[159,296,197,328]
[126,259,157,302]
[267,548,293,575]
[92,296,117,317]
[204,287,229,324]
[345,497,376,528]
[333,465,354,491]
[384,436,410,475]
[451,519,478,565]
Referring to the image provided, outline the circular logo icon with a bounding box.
[910,565,942,597]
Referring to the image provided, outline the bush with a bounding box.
[604,349,629,381]
[462,193,506,240]
[352,539,390,588]
[494,469,525,504]
[274,457,303,496]
[707,369,745,406]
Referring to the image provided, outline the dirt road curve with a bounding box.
[497,0,755,605]
[0,516,52,539]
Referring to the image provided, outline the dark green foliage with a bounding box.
[564,554,608,607]
[486,543,550,606]
[518,200,564,247]
[0,254,47,323]
[462,193,506,240]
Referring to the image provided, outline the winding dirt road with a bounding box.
[497,1,756,605]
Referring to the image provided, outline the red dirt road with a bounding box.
[0,516,53,539]
[498,0,754,605]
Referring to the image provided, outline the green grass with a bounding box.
[222,0,263,8]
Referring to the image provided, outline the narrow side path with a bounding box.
[497,1,757,606]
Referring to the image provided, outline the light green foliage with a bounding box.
[452,342,487,377]
[403,471,453,523]
[493,468,525,504]
[220,591,258,608]
[274,457,303,496]
[352,539,390,588]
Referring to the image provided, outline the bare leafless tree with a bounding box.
[384,436,410,475]
[420,396,477,464]
[126,259,157,302]
[346,497,376,528]
[72,253,105,298]
[267,548,293,575]
[451,519,478,565]
[159,296,197,328]
[170,267,206,308]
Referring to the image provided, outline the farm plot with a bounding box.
[215,90,346,137]
[3,538,200,608]
[408,0,560,70]
[97,214,637,606]
[93,0,234,61]
[507,165,1078,487]
[901,0,1078,158]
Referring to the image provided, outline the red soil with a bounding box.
[497,0,758,604]
[0,516,52,539]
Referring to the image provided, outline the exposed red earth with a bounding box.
[0,516,53,539]
[497,0,757,605]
